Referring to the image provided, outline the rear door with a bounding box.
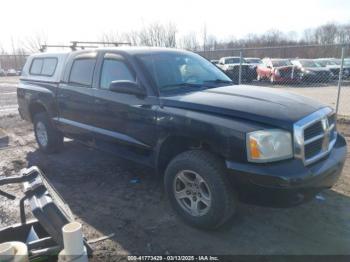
[56,52,97,141]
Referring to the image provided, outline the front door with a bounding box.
[92,52,158,165]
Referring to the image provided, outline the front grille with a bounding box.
[304,121,323,140]
[294,108,337,166]
[304,139,323,159]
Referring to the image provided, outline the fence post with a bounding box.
[335,46,345,115]
[238,50,243,85]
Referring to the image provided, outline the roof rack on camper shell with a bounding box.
[40,41,132,52]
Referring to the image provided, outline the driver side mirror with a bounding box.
[109,80,146,97]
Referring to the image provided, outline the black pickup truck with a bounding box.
[17,48,347,229]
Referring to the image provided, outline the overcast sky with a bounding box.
[1,0,349,51]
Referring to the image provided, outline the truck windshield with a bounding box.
[246,58,261,64]
[225,57,243,64]
[271,59,292,67]
[136,52,232,94]
[299,60,319,67]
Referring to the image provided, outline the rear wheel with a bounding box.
[164,150,237,229]
[33,112,63,153]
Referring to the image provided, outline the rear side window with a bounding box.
[30,59,44,74]
[30,58,57,76]
[69,58,96,86]
[41,58,57,75]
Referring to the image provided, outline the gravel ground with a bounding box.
[0,115,349,260]
[0,77,350,261]
[0,77,18,116]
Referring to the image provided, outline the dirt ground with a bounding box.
[0,77,350,261]
[1,114,350,261]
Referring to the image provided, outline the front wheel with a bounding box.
[33,112,63,153]
[164,150,237,229]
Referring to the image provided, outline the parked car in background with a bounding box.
[6,69,18,76]
[257,58,302,84]
[244,57,262,79]
[0,69,6,77]
[291,59,332,83]
[345,58,350,67]
[314,58,350,79]
[217,56,255,83]
[210,59,219,65]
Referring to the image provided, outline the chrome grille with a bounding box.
[304,121,323,140]
[294,107,337,166]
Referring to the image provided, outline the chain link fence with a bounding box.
[196,44,350,119]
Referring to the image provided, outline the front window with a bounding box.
[136,52,232,94]
[100,59,135,89]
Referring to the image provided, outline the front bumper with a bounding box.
[226,134,347,207]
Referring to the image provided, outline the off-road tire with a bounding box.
[164,150,237,229]
[33,112,63,153]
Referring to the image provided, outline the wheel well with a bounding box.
[29,102,47,121]
[157,136,215,176]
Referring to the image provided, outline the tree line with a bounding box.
[0,22,349,69]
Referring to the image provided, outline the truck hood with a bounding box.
[161,85,326,130]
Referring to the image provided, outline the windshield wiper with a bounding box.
[161,82,203,90]
[203,79,233,84]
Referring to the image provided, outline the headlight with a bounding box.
[246,129,293,163]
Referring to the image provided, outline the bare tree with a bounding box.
[0,43,6,55]
[136,22,177,47]
[178,32,199,50]
[21,32,48,53]
[202,24,207,51]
